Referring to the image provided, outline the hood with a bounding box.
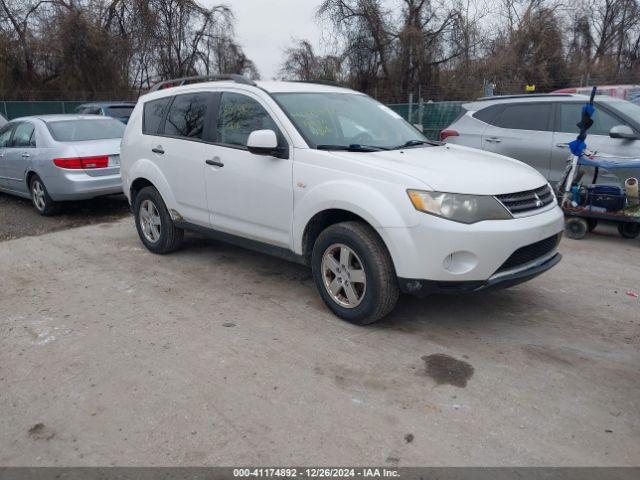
[330,144,548,195]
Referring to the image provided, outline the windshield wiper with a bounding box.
[391,139,441,150]
[317,144,387,152]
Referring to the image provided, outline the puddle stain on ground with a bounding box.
[421,354,474,388]
[28,423,55,441]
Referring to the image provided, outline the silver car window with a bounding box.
[11,122,35,148]
[557,103,621,136]
[0,124,13,147]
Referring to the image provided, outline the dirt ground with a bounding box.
[0,212,638,466]
[0,192,130,242]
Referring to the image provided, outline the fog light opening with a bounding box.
[442,251,478,275]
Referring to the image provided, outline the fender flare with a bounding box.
[127,158,178,214]
[292,180,419,255]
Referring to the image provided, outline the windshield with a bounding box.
[273,92,428,149]
[106,106,134,118]
[47,119,125,142]
[604,99,640,124]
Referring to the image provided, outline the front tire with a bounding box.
[134,186,184,254]
[311,221,399,325]
[565,218,588,240]
[30,175,59,216]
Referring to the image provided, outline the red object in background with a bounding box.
[440,129,460,141]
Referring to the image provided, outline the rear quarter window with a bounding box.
[143,97,172,135]
[472,105,503,125]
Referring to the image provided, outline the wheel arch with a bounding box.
[126,159,178,217]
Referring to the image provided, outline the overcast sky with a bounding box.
[203,0,401,80]
[199,0,325,80]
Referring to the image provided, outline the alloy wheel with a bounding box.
[321,243,367,308]
[139,199,162,243]
[31,180,46,211]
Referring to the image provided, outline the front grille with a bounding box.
[496,234,561,273]
[496,184,555,215]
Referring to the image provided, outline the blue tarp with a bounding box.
[577,156,640,169]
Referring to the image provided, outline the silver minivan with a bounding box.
[442,94,640,185]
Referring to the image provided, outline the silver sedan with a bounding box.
[0,115,124,215]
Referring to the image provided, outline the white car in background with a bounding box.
[120,76,564,325]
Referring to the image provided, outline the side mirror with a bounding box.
[247,129,287,158]
[609,125,638,140]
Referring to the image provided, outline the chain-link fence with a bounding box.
[388,101,465,140]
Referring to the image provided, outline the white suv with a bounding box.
[121,75,564,325]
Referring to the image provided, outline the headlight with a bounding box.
[407,190,512,224]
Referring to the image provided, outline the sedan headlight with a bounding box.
[407,190,512,224]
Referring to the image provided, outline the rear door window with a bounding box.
[163,93,210,140]
[143,97,172,135]
[556,102,622,136]
[494,103,552,131]
[11,122,35,147]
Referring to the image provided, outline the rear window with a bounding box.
[106,106,134,118]
[47,119,125,142]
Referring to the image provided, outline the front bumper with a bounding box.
[378,205,565,282]
[399,252,562,296]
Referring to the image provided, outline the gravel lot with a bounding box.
[0,216,638,466]
[0,192,130,242]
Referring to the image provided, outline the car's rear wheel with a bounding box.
[30,175,59,216]
[311,221,399,325]
[134,186,183,254]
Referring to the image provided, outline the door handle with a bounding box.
[21,152,30,158]
[152,146,165,155]
[206,159,224,168]
[485,137,502,143]
[556,143,569,148]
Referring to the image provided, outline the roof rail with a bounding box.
[292,80,342,87]
[475,93,576,101]
[150,74,256,92]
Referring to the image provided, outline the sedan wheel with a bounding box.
[139,199,162,243]
[31,180,46,212]
[29,175,59,216]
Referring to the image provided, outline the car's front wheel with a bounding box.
[311,221,399,325]
[134,186,184,254]
[30,175,59,216]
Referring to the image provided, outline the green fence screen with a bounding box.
[1,101,94,120]
[1,100,465,141]
[388,101,465,140]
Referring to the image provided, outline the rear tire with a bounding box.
[618,222,640,239]
[311,221,399,325]
[565,218,588,240]
[134,186,184,254]
[30,175,59,216]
